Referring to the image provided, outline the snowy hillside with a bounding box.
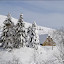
[0,15,31,29]
[0,15,62,64]
[0,15,55,35]
[0,46,60,64]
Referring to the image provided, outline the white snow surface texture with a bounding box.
[0,15,60,64]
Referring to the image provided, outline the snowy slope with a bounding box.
[0,15,31,28]
[0,15,61,64]
[0,46,60,64]
[0,15,55,36]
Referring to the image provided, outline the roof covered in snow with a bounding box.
[39,34,48,44]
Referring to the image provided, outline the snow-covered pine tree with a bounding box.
[1,13,15,48]
[32,22,39,49]
[27,26,32,47]
[27,22,39,49]
[15,14,26,48]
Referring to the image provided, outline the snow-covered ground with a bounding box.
[0,46,61,64]
[0,15,59,64]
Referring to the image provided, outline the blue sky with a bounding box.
[0,1,64,29]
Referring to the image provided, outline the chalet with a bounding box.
[39,34,56,46]
[42,36,56,46]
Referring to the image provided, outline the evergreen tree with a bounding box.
[1,13,15,48]
[27,22,39,49]
[27,26,33,47]
[32,22,39,49]
[15,14,26,48]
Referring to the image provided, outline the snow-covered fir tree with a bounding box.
[27,22,39,49]
[15,14,27,48]
[1,13,15,48]
[27,26,32,47]
[32,22,39,49]
[0,13,39,49]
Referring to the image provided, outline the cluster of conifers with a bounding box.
[0,13,39,49]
